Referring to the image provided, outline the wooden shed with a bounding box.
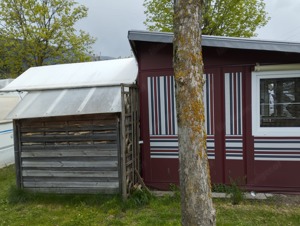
[2,58,140,197]
[128,30,300,193]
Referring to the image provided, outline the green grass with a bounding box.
[0,165,299,225]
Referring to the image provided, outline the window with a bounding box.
[252,70,300,136]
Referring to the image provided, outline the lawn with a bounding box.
[0,165,299,225]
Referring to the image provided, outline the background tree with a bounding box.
[144,0,269,37]
[0,0,96,77]
[173,0,216,225]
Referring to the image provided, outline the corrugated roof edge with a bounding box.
[1,58,138,92]
[128,30,300,54]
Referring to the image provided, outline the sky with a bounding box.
[75,0,300,58]
[76,0,146,58]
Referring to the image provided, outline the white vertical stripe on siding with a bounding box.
[225,73,231,135]
[148,77,153,135]
[204,74,208,133]
[159,76,166,134]
[236,73,243,135]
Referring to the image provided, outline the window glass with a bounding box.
[260,77,300,127]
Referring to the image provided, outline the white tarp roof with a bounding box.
[2,58,138,119]
[6,87,122,119]
[1,58,137,91]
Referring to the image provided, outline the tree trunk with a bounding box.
[173,0,216,225]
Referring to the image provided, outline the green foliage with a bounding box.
[169,183,181,201]
[7,186,32,204]
[225,180,245,205]
[212,183,229,193]
[144,0,270,37]
[212,179,245,205]
[144,0,174,32]
[124,187,154,208]
[0,0,96,77]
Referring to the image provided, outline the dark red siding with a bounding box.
[135,40,300,192]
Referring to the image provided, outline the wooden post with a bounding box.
[134,86,141,184]
[121,85,127,199]
[13,120,22,189]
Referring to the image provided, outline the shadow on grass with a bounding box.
[7,185,156,212]
[7,185,122,209]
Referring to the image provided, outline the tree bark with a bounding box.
[173,0,216,225]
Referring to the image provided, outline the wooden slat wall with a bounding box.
[15,114,120,194]
[121,85,140,199]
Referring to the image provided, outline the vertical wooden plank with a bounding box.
[134,86,140,185]
[116,116,122,194]
[136,86,141,180]
[13,120,22,188]
[119,84,140,197]
[132,87,136,185]
[130,87,134,186]
[121,85,127,199]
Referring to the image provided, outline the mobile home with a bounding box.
[128,30,300,192]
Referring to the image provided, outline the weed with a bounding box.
[212,183,229,193]
[124,187,153,208]
[212,179,245,205]
[169,183,181,201]
[226,179,245,205]
[7,186,32,204]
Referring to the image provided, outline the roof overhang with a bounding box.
[128,30,300,57]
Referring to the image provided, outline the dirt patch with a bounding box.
[272,194,300,206]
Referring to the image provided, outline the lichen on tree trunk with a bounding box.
[173,0,216,225]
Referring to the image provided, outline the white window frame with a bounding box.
[252,70,300,137]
